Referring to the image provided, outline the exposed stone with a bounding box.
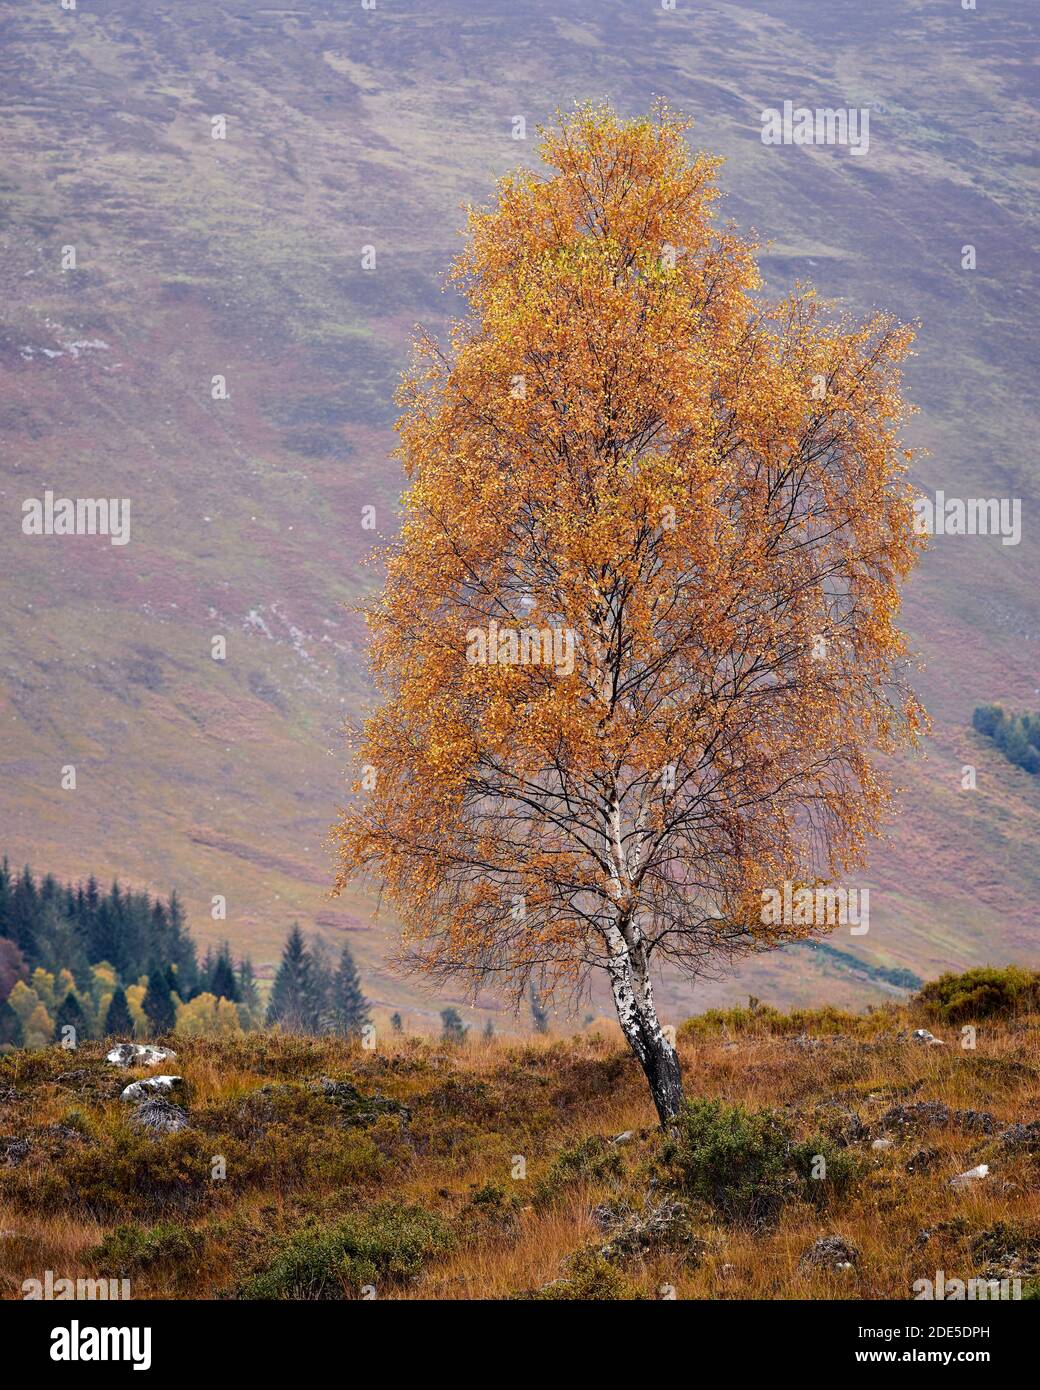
[106,1043,177,1069]
[799,1235,859,1273]
[950,1163,989,1189]
[127,1099,190,1134]
[120,1075,183,1103]
[0,1136,30,1166]
[594,1198,704,1264]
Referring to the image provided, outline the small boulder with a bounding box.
[106,1043,177,1069]
[950,1163,989,1189]
[128,1099,190,1134]
[799,1235,859,1273]
[120,1075,182,1103]
[0,1136,30,1167]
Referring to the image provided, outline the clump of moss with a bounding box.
[239,1202,451,1299]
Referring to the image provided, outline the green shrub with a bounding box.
[533,1136,623,1203]
[662,1100,864,1224]
[662,1099,794,1226]
[525,1247,643,1301]
[240,1202,451,1299]
[679,1002,881,1040]
[789,1137,864,1207]
[916,967,1040,1024]
[91,1222,205,1278]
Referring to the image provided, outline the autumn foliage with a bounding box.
[333,105,924,1120]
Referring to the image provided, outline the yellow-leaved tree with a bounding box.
[334,105,924,1124]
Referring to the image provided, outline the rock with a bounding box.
[309,1077,410,1126]
[950,1163,989,1189]
[799,1235,859,1273]
[127,1099,190,1134]
[596,1198,704,1264]
[120,1075,182,1103]
[611,1130,635,1146]
[911,1028,945,1046]
[0,1136,30,1167]
[871,1137,893,1152]
[106,1043,177,1069]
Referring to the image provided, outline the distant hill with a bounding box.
[1,0,1038,1028]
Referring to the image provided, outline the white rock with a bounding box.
[106,1043,177,1069]
[120,1075,183,1102]
[950,1163,989,1189]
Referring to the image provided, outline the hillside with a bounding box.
[1,0,1038,1028]
[1,972,1038,1300]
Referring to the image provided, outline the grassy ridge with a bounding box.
[1,976,1037,1300]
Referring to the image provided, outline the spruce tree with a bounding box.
[104,986,134,1037]
[330,943,370,1037]
[210,944,239,1002]
[440,1007,468,1044]
[54,990,88,1045]
[142,967,176,1036]
[266,924,312,1031]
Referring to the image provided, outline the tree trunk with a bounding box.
[606,925,684,1127]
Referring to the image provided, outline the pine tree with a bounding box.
[440,1007,468,1044]
[142,967,176,1036]
[266,924,312,1032]
[104,986,135,1038]
[210,944,240,1002]
[54,990,88,1045]
[330,943,370,1037]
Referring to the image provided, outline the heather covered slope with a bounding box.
[0,973,1038,1300]
[1,0,1038,1023]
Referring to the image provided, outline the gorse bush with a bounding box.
[240,1202,451,1299]
[916,967,1040,1023]
[662,1099,863,1225]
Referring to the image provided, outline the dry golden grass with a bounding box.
[1,996,1037,1301]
